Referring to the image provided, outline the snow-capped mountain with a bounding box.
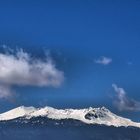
[0,106,140,128]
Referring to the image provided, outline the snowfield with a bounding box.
[0,106,140,128]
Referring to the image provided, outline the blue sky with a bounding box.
[0,0,140,121]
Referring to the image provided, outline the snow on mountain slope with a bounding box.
[0,106,140,128]
[0,106,37,121]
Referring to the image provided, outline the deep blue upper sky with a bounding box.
[0,0,140,121]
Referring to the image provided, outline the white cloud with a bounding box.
[95,56,112,65]
[0,48,64,99]
[112,84,140,111]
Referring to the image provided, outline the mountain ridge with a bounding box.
[0,106,140,128]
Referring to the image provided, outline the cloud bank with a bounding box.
[112,84,140,111]
[0,48,64,99]
[95,56,112,65]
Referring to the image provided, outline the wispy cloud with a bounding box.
[127,61,133,65]
[112,84,140,111]
[95,56,112,65]
[0,85,14,99]
[0,48,64,99]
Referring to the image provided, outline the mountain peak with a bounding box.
[101,106,109,111]
[0,106,140,128]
